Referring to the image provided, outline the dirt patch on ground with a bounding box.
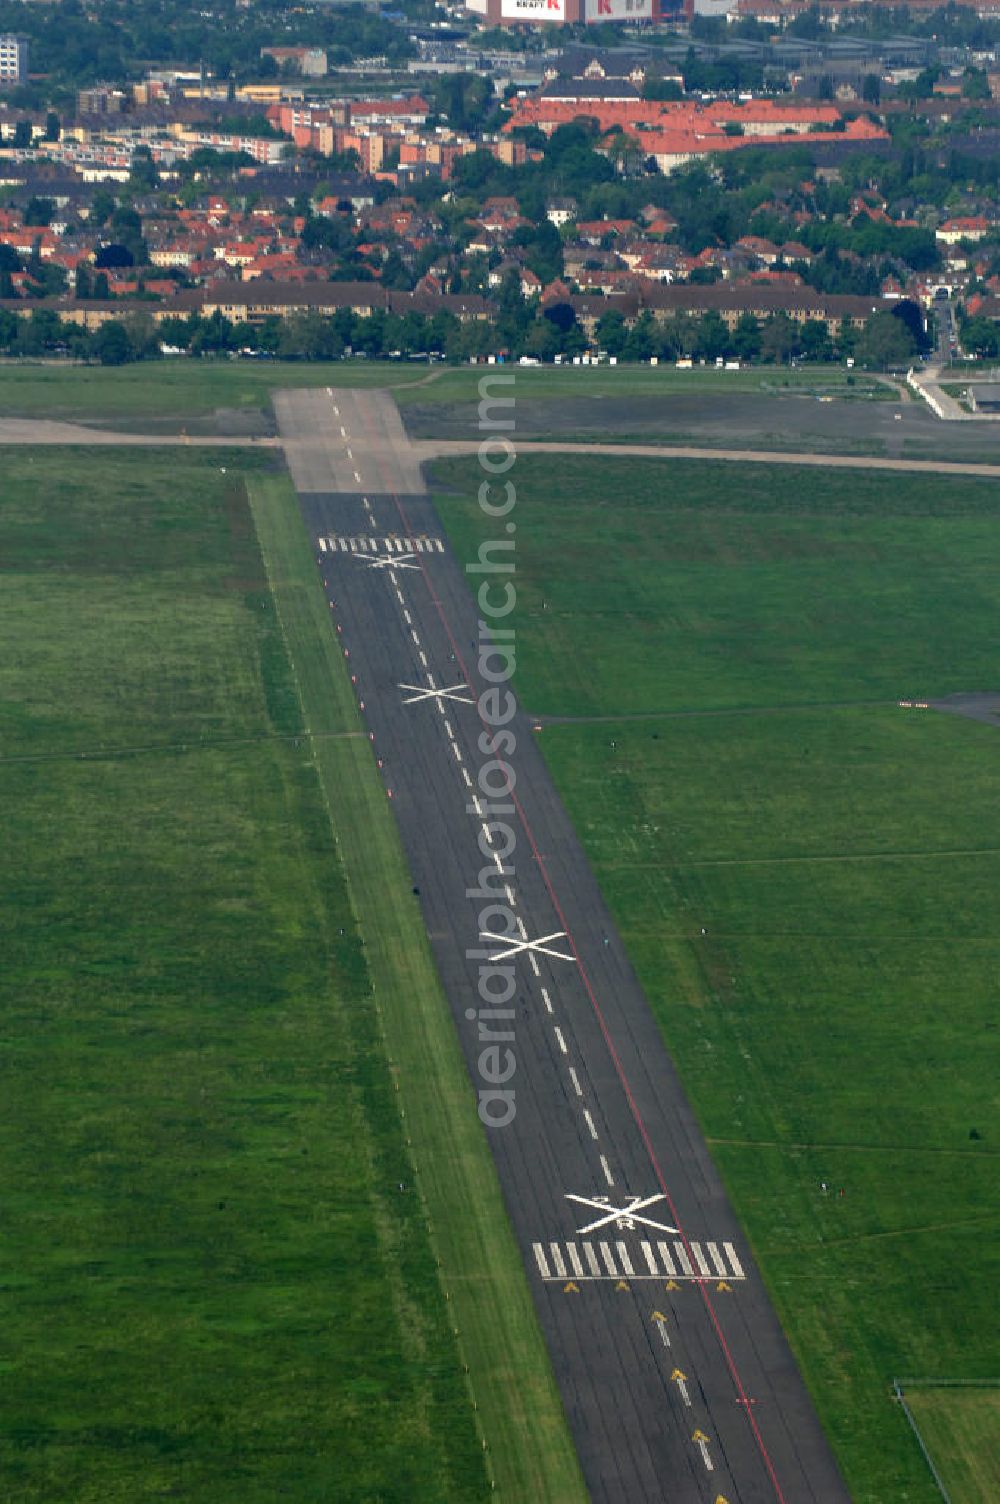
[930,693,1000,729]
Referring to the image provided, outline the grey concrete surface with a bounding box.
[414,437,1000,479]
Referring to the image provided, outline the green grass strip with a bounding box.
[246,473,586,1504]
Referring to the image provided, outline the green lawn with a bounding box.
[902,1384,1000,1503]
[0,360,429,422]
[0,448,492,1501]
[432,455,997,719]
[0,358,880,424]
[392,362,884,405]
[432,453,1000,1504]
[246,472,585,1504]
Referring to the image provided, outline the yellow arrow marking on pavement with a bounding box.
[692,1430,710,1444]
[671,1369,687,1382]
[716,1281,733,1292]
[651,1309,667,1322]
[563,1281,579,1294]
[615,1280,630,1292]
[665,1280,681,1291]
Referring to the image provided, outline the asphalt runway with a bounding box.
[276,386,851,1504]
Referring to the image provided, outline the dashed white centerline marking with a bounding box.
[505,884,516,907]
[540,988,553,1014]
[419,651,428,668]
[353,471,361,483]
[461,767,472,787]
[346,448,353,459]
[395,589,404,604]
[569,1066,582,1096]
[403,609,412,625]
[480,823,492,844]
[410,630,420,647]
[491,848,502,866]
[554,1027,568,1056]
[340,426,346,437]
[455,744,465,766]
[600,1154,615,1188]
[528,953,540,977]
[444,721,455,741]
[583,1109,598,1140]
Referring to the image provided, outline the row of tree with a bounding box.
[0,299,930,369]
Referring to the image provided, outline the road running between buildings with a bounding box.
[275,384,851,1504]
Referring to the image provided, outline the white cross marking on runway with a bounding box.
[565,1192,680,1239]
[363,551,419,571]
[478,929,574,964]
[400,682,474,707]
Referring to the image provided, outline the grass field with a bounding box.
[246,471,585,1504]
[902,1383,1000,1502]
[432,452,1000,1504]
[392,362,885,405]
[0,358,880,423]
[0,445,581,1502]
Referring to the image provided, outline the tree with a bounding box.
[694,311,730,363]
[89,189,116,228]
[854,309,917,369]
[760,312,799,364]
[122,310,159,360]
[95,244,134,269]
[643,78,684,102]
[524,318,560,362]
[16,308,63,356]
[494,268,531,352]
[190,310,236,356]
[624,311,657,363]
[91,321,131,365]
[962,68,990,101]
[276,311,342,360]
[959,315,1000,359]
[13,120,32,150]
[595,308,627,357]
[44,112,61,142]
[24,196,54,227]
[731,312,762,363]
[800,317,833,362]
[861,73,882,105]
[129,146,158,193]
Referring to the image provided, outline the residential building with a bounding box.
[0,34,28,85]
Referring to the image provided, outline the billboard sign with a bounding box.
[500,0,566,18]
[585,0,652,16]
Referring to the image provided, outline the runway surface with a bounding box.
[279,386,851,1504]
